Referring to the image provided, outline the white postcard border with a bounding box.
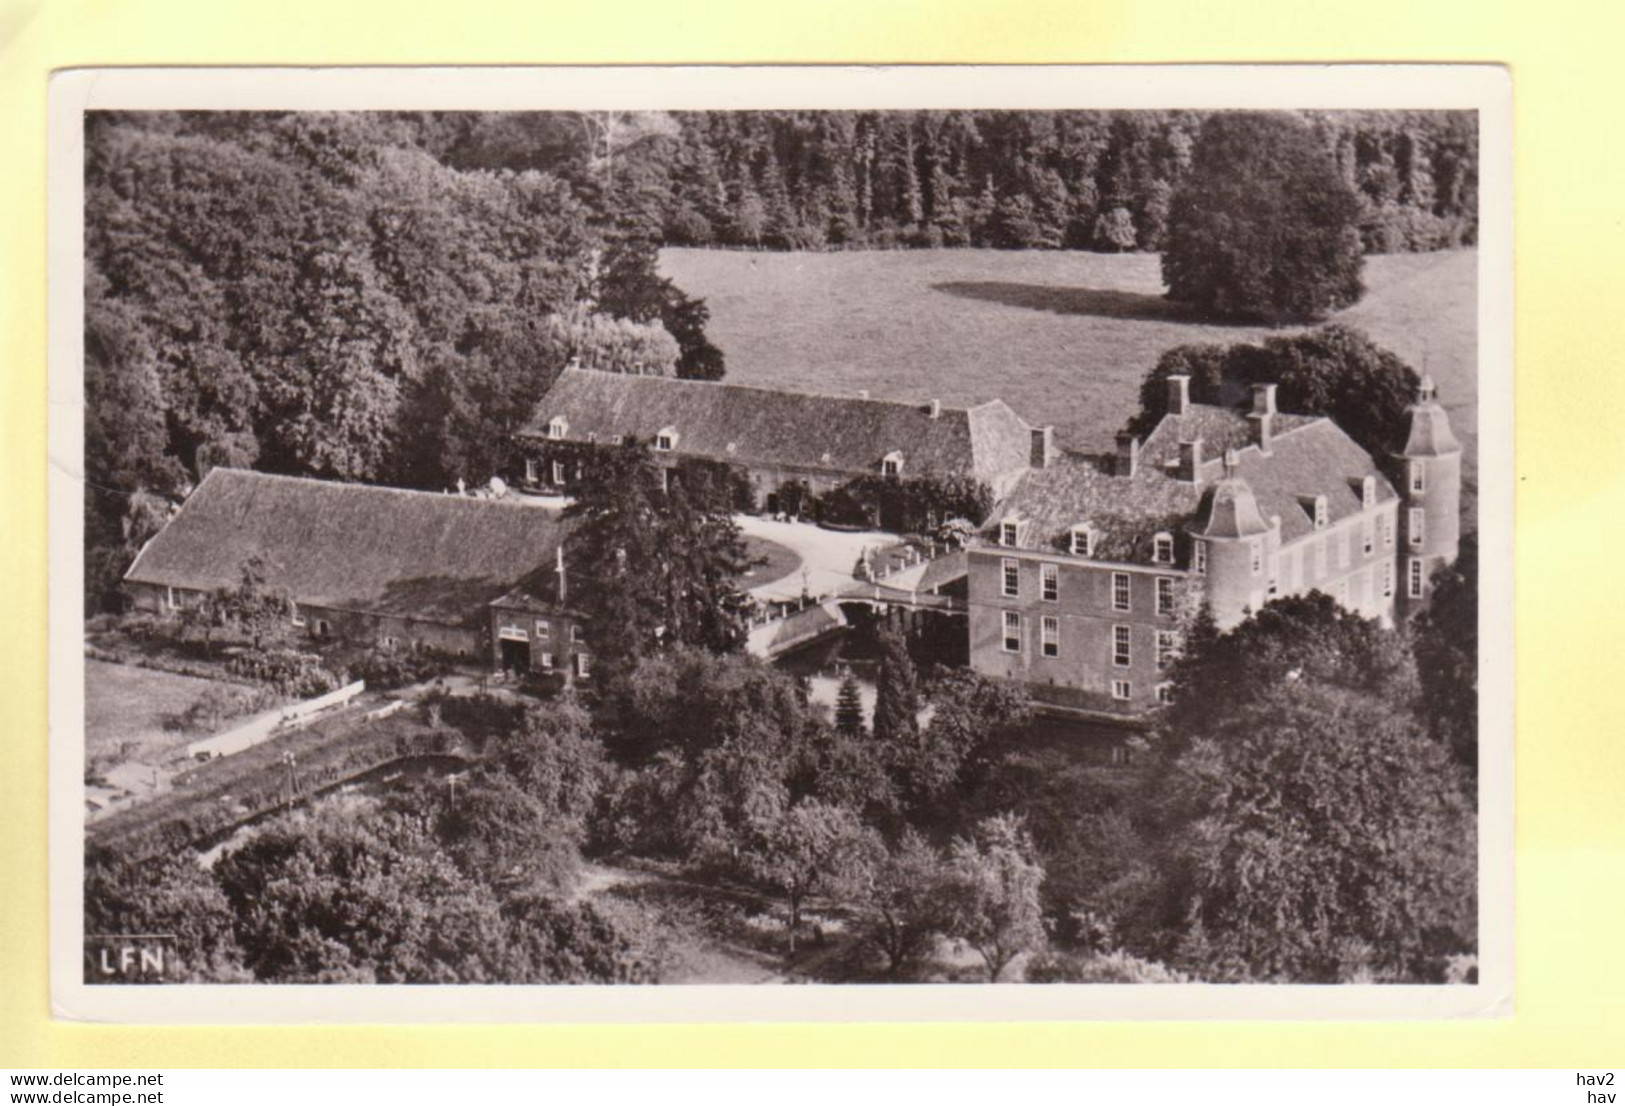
[46,63,1515,1024]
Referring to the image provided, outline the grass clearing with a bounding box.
[738,534,802,593]
[662,248,1478,522]
[84,658,242,770]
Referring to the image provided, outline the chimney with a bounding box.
[1248,383,1277,454]
[1167,374,1191,416]
[1115,432,1140,478]
[1030,425,1055,469]
[1178,438,1204,484]
[566,355,582,371]
[928,398,942,419]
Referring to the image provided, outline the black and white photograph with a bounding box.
[47,66,1512,1020]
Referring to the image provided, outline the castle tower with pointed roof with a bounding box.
[1391,374,1463,615]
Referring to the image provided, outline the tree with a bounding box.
[398,771,586,896]
[606,648,829,858]
[741,799,876,954]
[871,623,920,753]
[562,440,751,680]
[1412,534,1478,773]
[851,830,951,977]
[211,802,513,983]
[1125,325,1420,461]
[1160,591,1418,750]
[213,554,293,652]
[833,670,866,737]
[899,670,1032,806]
[1162,111,1365,322]
[943,813,1048,981]
[83,846,247,983]
[1151,681,1476,982]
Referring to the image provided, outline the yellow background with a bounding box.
[2,0,1621,1067]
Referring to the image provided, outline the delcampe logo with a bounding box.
[84,934,173,982]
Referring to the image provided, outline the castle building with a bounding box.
[965,374,1461,714]
[516,367,1045,514]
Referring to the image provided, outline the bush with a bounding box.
[347,642,450,691]
[225,648,343,697]
[1026,948,1189,984]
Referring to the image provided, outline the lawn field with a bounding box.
[84,658,231,767]
[662,247,1479,523]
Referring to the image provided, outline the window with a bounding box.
[1409,507,1426,547]
[289,601,305,628]
[1250,539,1264,576]
[1003,611,1022,653]
[498,623,528,642]
[1070,525,1093,557]
[548,417,568,441]
[381,635,400,649]
[1362,519,1375,556]
[1383,511,1395,549]
[1152,532,1174,565]
[534,619,551,640]
[881,451,904,477]
[1156,629,1179,670]
[1112,572,1131,612]
[1040,563,1059,602]
[551,460,567,486]
[570,624,585,643]
[164,586,179,611]
[1155,682,1175,705]
[1361,475,1376,509]
[1410,461,1425,494]
[314,619,331,638]
[539,652,555,670]
[1314,495,1329,530]
[1381,560,1395,599]
[1409,558,1425,599]
[655,427,678,452]
[1156,576,1175,616]
[1002,558,1020,598]
[575,653,592,679]
[1111,679,1132,702]
[524,456,538,484]
[1041,616,1060,658]
[1000,520,1020,548]
[1113,624,1132,668]
[1192,540,1207,576]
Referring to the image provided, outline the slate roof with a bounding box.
[520,368,1034,490]
[125,469,572,628]
[987,403,1398,562]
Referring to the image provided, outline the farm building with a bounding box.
[516,366,1048,515]
[123,469,590,676]
[968,375,1461,714]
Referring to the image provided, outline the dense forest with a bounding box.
[83,109,1476,608]
[429,109,1478,254]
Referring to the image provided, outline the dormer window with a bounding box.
[547,416,569,441]
[1313,495,1329,530]
[1000,518,1024,548]
[1152,532,1174,565]
[881,451,904,478]
[1069,524,1095,557]
[655,426,678,452]
[1361,476,1376,510]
